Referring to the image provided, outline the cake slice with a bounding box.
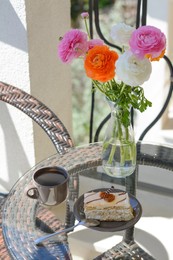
[84,190,134,221]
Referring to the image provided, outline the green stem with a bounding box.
[120,144,125,165]
[117,116,126,165]
[107,112,122,165]
[107,144,116,164]
[103,103,136,172]
[125,127,129,140]
[92,80,107,96]
[84,18,91,39]
[120,83,126,96]
[103,137,114,150]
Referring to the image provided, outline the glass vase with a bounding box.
[102,100,136,178]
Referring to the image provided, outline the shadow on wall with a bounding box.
[0,0,27,52]
[0,104,30,191]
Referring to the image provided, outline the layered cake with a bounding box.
[84,190,134,221]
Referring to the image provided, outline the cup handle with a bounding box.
[26,187,39,199]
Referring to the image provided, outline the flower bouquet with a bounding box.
[57,12,166,178]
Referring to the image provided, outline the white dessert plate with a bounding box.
[73,188,142,232]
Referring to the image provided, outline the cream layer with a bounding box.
[84,191,130,209]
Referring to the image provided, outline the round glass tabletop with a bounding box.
[2,142,173,259]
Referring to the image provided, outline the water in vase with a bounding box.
[102,141,136,178]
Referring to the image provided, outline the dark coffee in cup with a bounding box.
[26,166,69,206]
[35,172,66,186]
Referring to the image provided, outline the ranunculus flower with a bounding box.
[84,45,119,82]
[58,29,88,63]
[57,16,166,123]
[110,23,135,47]
[81,12,89,19]
[129,25,166,61]
[87,39,104,50]
[116,51,152,86]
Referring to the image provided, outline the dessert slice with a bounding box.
[84,190,134,221]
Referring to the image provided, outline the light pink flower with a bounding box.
[81,12,89,19]
[129,25,166,60]
[87,39,104,50]
[58,29,88,63]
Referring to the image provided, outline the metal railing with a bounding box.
[88,0,173,143]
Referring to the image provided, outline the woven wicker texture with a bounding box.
[2,144,101,259]
[0,81,74,259]
[0,197,10,259]
[2,143,173,259]
[93,241,155,259]
[0,81,73,154]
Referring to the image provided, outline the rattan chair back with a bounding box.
[0,81,73,154]
[0,81,74,259]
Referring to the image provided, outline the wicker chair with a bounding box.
[0,81,75,259]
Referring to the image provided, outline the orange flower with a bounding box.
[145,49,166,61]
[84,45,119,82]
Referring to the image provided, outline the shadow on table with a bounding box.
[69,226,169,260]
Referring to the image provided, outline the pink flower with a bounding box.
[87,39,104,50]
[58,29,88,63]
[129,25,166,61]
[81,12,89,19]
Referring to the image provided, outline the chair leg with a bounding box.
[93,240,156,260]
[65,170,79,229]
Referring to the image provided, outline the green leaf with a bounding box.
[92,79,152,125]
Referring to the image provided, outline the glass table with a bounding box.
[2,142,173,259]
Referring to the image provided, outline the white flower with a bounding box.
[116,51,152,86]
[110,23,135,47]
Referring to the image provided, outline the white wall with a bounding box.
[0,0,72,193]
[25,0,72,162]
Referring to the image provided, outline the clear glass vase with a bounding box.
[102,100,136,178]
